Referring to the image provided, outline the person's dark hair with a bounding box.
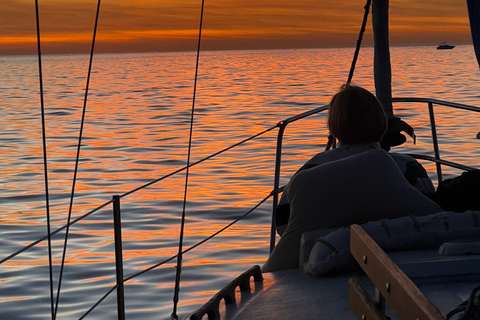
[327,85,387,145]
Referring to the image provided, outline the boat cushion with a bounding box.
[304,211,480,276]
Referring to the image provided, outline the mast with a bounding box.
[372,0,415,150]
[467,0,480,68]
[372,0,393,119]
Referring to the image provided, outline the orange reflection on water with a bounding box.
[79,275,112,283]
[2,48,480,318]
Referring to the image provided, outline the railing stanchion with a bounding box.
[270,105,328,254]
[271,122,286,253]
[427,101,443,183]
[112,195,126,320]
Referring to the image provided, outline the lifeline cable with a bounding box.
[0,125,276,266]
[80,193,271,319]
[34,1,55,318]
[53,0,102,318]
[171,0,206,318]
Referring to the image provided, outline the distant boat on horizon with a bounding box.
[437,42,455,50]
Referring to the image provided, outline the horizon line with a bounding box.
[0,42,473,57]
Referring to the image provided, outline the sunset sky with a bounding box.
[0,0,474,55]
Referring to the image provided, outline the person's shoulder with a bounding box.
[291,149,394,190]
[306,143,382,166]
[304,146,355,167]
[305,149,338,165]
[292,149,398,191]
[389,152,415,162]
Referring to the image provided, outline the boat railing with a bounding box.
[270,105,329,251]
[2,97,479,319]
[1,104,329,320]
[103,97,480,319]
[269,97,480,252]
[392,97,480,183]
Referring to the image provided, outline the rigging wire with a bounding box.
[122,125,276,198]
[79,286,117,320]
[53,0,102,318]
[0,126,276,266]
[128,192,270,283]
[346,0,372,85]
[326,0,371,151]
[34,1,55,318]
[80,193,271,319]
[171,0,206,318]
[0,200,112,265]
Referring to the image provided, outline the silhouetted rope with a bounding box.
[34,0,54,318]
[446,285,480,319]
[53,0,102,318]
[171,0,205,318]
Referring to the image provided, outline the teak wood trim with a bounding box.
[349,277,387,320]
[350,224,446,320]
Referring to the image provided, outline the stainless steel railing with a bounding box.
[268,98,480,253]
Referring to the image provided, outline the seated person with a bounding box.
[275,89,434,236]
[263,85,442,272]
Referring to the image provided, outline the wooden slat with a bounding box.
[349,278,387,320]
[350,224,446,320]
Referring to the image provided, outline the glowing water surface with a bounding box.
[1,46,479,319]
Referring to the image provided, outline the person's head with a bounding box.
[327,84,387,145]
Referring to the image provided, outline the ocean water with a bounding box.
[1,46,480,319]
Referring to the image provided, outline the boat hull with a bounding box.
[437,45,455,50]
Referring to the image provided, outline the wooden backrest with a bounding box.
[349,224,446,320]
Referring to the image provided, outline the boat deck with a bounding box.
[231,269,356,319]
[189,250,480,319]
